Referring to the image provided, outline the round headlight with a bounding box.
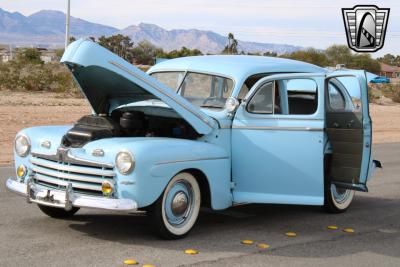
[115,151,135,175]
[15,135,31,157]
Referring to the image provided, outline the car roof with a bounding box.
[149,55,327,81]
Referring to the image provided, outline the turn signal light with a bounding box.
[102,181,114,196]
[17,165,27,179]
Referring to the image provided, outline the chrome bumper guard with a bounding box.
[6,177,137,212]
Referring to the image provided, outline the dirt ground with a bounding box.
[0,91,399,165]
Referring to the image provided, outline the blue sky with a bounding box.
[1,0,399,56]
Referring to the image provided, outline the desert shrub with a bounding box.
[368,86,381,103]
[0,60,81,96]
[380,83,400,103]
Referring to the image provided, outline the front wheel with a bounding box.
[324,184,355,213]
[148,172,201,239]
[38,204,80,218]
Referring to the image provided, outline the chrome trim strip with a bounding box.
[156,156,229,165]
[232,125,324,131]
[31,152,114,169]
[109,60,215,129]
[243,116,324,121]
[34,172,102,191]
[31,165,109,185]
[219,125,232,129]
[30,157,115,177]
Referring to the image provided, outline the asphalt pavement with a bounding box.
[0,143,399,266]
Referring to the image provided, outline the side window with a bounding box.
[238,73,270,101]
[237,83,249,101]
[246,78,318,115]
[247,82,274,114]
[286,79,318,115]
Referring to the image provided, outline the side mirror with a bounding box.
[225,97,240,117]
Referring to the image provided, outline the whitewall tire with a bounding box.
[148,172,201,239]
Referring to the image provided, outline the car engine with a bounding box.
[62,109,199,148]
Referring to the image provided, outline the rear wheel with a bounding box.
[324,184,355,213]
[148,172,201,239]
[38,205,80,218]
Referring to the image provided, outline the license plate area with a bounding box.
[27,176,74,210]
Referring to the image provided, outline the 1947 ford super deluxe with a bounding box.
[6,39,381,239]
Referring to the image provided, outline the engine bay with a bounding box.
[62,107,200,148]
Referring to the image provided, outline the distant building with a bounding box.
[0,44,13,62]
[0,45,58,63]
[379,63,400,78]
[40,50,57,63]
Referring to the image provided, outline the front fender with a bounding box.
[85,137,232,209]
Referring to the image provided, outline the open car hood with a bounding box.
[61,39,216,135]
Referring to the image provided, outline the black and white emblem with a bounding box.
[342,5,390,52]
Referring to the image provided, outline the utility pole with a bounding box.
[9,44,12,60]
[65,0,71,49]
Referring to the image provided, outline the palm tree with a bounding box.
[225,33,238,54]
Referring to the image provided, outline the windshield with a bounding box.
[151,71,234,109]
[151,71,185,91]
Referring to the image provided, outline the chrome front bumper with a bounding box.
[6,177,137,212]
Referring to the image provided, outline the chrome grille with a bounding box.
[29,153,115,196]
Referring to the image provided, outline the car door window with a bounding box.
[246,78,319,115]
[327,77,361,112]
[327,82,346,110]
[286,79,318,115]
[247,82,274,114]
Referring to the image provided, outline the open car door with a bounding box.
[325,70,372,192]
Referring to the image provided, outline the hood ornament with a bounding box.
[92,149,105,157]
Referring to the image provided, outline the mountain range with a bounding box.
[0,8,302,54]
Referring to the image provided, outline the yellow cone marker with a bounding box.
[184,249,199,255]
[142,265,155,267]
[327,225,339,230]
[257,243,270,249]
[124,259,138,265]
[343,228,355,233]
[285,232,297,237]
[241,239,254,245]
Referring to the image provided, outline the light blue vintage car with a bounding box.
[6,39,381,239]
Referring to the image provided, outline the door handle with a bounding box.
[347,120,354,128]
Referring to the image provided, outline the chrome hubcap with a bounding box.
[331,184,351,204]
[171,191,189,216]
[164,180,194,227]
